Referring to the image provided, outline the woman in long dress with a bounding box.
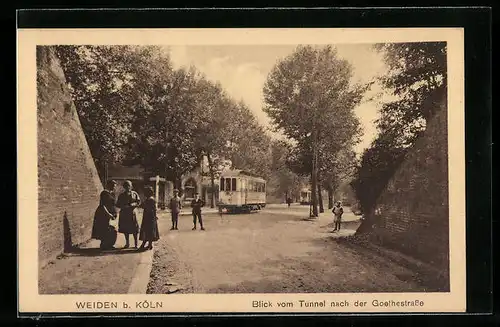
[91,180,118,250]
[139,186,160,250]
[116,180,140,248]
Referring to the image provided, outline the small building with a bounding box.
[107,164,170,209]
[178,156,220,206]
[107,155,220,209]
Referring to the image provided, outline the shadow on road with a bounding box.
[332,237,450,292]
[62,246,142,257]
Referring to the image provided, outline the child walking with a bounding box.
[139,186,160,250]
[332,201,344,232]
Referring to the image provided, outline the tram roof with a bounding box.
[220,169,265,180]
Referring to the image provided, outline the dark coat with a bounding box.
[91,190,116,240]
[139,197,160,242]
[190,198,205,213]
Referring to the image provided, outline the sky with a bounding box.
[166,44,389,156]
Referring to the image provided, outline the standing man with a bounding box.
[191,192,205,230]
[170,189,182,230]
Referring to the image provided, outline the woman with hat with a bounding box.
[91,180,118,250]
[116,180,141,248]
[139,186,160,250]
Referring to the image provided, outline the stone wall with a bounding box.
[365,96,449,277]
[37,46,103,266]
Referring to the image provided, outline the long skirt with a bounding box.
[91,206,117,248]
[139,215,160,242]
[91,206,110,240]
[118,208,139,234]
[101,226,118,249]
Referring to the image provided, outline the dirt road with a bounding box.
[147,206,428,294]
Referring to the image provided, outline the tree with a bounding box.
[267,140,302,202]
[352,42,447,232]
[264,45,366,216]
[126,65,206,189]
[56,45,175,182]
[191,77,232,207]
[57,44,288,198]
[223,101,273,179]
[321,148,357,209]
[374,42,447,147]
[351,134,407,233]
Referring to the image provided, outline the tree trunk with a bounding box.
[103,160,108,187]
[310,135,319,217]
[96,159,106,186]
[318,182,324,213]
[327,187,334,209]
[206,152,216,208]
[174,175,182,194]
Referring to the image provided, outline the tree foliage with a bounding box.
[374,42,447,148]
[351,42,447,218]
[263,45,366,215]
[55,45,276,189]
[264,45,365,141]
[55,45,156,173]
[266,140,302,201]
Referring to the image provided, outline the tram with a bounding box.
[299,188,312,205]
[218,169,266,213]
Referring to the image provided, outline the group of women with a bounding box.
[91,179,160,251]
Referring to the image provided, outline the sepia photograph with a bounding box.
[18,28,465,313]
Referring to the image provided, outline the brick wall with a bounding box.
[366,96,449,275]
[37,46,103,266]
